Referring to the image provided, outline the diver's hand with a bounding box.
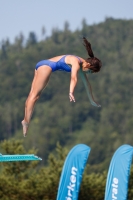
[69,92,75,102]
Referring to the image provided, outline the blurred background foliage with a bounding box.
[0,17,133,199]
[0,139,133,200]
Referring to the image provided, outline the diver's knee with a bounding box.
[29,93,40,102]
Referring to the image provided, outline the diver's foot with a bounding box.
[21,120,29,137]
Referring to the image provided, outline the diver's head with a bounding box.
[82,36,102,73]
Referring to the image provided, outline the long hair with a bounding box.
[82,37,102,72]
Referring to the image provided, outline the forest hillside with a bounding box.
[0,18,133,172]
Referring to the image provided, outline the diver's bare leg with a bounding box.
[22,66,52,136]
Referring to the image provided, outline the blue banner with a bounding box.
[104,144,133,200]
[56,144,91,200]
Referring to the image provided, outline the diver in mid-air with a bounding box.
[22,37,102,137]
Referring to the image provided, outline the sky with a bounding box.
[0,0,133,44]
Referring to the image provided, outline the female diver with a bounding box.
[22,37,102,137]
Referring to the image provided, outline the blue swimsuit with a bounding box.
[35,55,81,72]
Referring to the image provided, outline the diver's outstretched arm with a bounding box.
[79,69,101,107]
